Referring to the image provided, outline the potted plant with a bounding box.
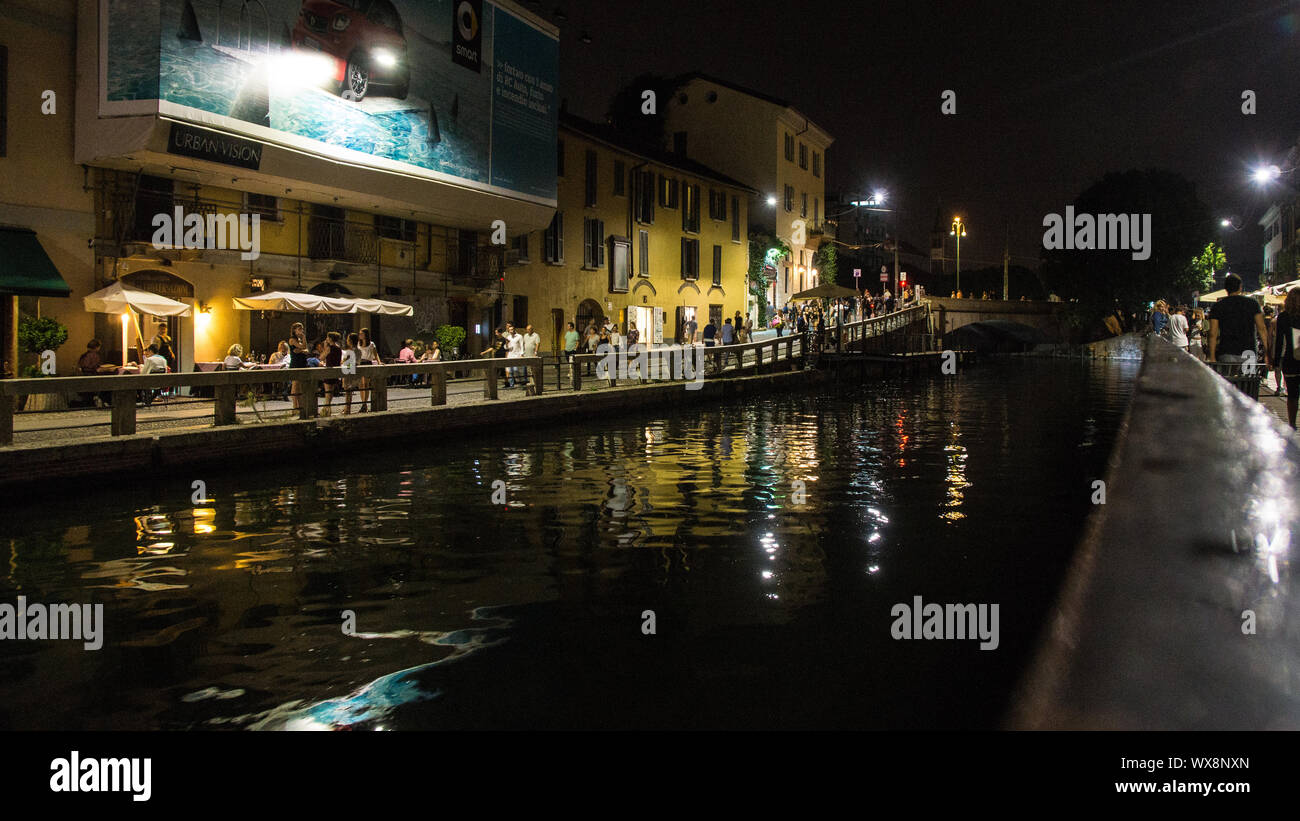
[17,315,70,411]
[434,324,466,359]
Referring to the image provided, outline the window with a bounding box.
[557,139,565,176]
[681,237,699,280]
[814,198,819,225]
[784,185,793,212]
[812,151,821,178]
[682,183,700,233]
[513,296,528,326]
[376,215,415,241]
[585,149,597,207]
[244,193,280,221]
[613,160,626,196]
[799,142,807,169]
[583,217,605,268]
[544,212,564,263]
[514,233,530,263]
[800,193,807,218]
[634,170,655,223]
[708,189,726,221]
[784,132,793,162]
[712,245,722,286]
[610,237,630,292]
[673,131,687,155]
[784,266,790,292]
[659,175,679,209]
[638,229,650,277]
[731,196,740,242]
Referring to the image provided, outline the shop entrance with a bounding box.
[120,270,193,371]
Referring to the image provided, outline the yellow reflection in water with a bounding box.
[192,508,216,535]
[943,423,971,521]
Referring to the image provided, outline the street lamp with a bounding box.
[950,216,967,295]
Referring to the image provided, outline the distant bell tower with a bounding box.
[929,207,948,275]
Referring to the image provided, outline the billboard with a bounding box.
[101,0,557,201]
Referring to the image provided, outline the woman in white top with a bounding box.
[357,327,379,412]
[223,344,246,370]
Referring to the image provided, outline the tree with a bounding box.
[814,242,840,286]
[1186,242,1226,293]
[749,231,789,324]
[1041,168,1212,323]
[604,74,686,150]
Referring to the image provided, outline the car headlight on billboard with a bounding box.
[372,48,398,69]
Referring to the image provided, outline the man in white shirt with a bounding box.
[504,323,524,387]
[141,344,168,374]
[521,324,541,389]
[1168,305,1190,351]
[522,324,541,357]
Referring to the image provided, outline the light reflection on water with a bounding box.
[0,358,1138,729]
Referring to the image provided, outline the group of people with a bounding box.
[482,322,542,388]
[74,323,177,406]
[1152,274,1300,428]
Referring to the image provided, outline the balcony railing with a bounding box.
[307,221,379,265]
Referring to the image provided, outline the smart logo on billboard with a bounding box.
[453,0,483,73]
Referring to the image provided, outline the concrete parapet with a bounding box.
[1009,336,1300,729]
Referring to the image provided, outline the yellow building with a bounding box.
[664,73,833,313]
[2,0,559,376]
[507,113,753,351]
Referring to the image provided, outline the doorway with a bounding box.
[551,308,564,353]
[121,270,193,371]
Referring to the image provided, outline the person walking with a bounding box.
[1187,308,1206,361]
[504,323,524,388]
[1208,274,1270,366]
[358,328,380,411]
[683,315,698,346]
[1167,305,1189,352]
[1273,288,1300,427]
[321,331,342,416]
[288,322,309,411]
[342,332,363,414]
[563,321,580,363]
[720,317,735,369]
[1150,300,1170,337]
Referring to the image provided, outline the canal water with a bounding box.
[0,357,1139,729]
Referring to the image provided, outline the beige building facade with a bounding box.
[507,114,753,351]
[664,73,833,314]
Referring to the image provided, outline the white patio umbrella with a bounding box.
[231,291,413,316]
[231,290,354,313]
[83,281,193,316]
[83,281,192,366]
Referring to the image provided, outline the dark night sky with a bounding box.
[547,0,1300,281]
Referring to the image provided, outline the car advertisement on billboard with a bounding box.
[101,0,558,201]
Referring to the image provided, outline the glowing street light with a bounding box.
[950,216,968,295]
[1253,165,1282,185]
[766,195,777,207]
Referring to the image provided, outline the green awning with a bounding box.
[0,226,72,297]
